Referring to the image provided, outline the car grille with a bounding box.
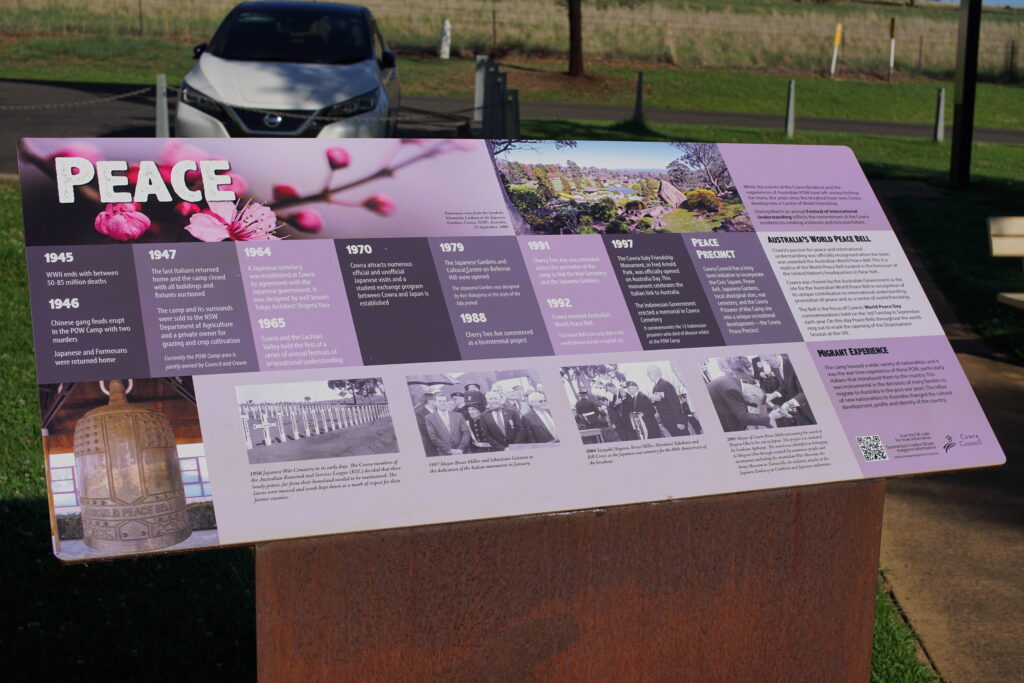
[228,106,317,134]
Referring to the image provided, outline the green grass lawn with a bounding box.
[2,36,1023,131]
[663,197,746,233]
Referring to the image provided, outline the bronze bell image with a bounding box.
[73,380,192,552]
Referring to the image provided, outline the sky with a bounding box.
[236,379,357,404]
[499,141,687,171]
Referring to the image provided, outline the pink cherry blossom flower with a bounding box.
[363,193,396,216]
[448,139,478,151]
[286,210,323,232]
[326,146,351,170]
[128,163,173,184]
[159,140,213,167]
[174,202,202,217]
[220,173,247,197]
[273,184,300,201]
[50,142,104,164]
[186,200,281,242]
[94,203,151,241]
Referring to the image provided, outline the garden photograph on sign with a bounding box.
[493,140,749,235]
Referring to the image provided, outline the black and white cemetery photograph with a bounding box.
[235,378,397,465]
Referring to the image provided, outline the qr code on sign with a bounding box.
[856,435,888,462]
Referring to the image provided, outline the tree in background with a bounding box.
[568,0,583,76]
[669,142,733,194]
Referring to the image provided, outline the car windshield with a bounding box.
[209,10,372,64]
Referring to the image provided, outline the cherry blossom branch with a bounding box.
[267,140,459,212]
[17,140,102,205]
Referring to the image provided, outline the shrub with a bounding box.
[636,217,653,231]
[685,188,721,213]
[584,200,615,223]
[605,218,628,234]
[57,513,83,540]
[508,186,544,214]
[188,501,218,531]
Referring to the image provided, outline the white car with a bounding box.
[175,1,400,138]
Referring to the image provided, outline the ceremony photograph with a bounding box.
[560,361,702,444]
[700,353,817,433]
[405,369,560,456]
[235,377,396,464]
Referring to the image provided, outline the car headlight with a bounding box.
[320,90,379,119]
[180,83,223,117]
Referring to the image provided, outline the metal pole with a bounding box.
[632,71,644,124]
[950,0,982,189]
[439,19,451,60]
[155,73,169,137]
[506,90,520,139]
[830,23,843,77]
[934,87,945,143]
[785,79,796,139]
[474,55,489,123]
[888,18,897,81]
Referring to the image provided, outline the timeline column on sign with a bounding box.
[427,236,553,360]
[604,234,724,350]
[25,245,150,384]
[132,242,259,377]
[518,235,642,355]
[681,232,802,345]
[236,241,363,371]
[336,238,460,366]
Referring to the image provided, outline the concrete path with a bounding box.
[874,179,1024,682]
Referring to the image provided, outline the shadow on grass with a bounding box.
[0,497,256,681]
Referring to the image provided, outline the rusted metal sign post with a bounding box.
[256,480,883,680]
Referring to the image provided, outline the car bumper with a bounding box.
[174,101,391,139]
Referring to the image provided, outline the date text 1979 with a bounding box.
[54,157,238,205]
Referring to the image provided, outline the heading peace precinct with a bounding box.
[54,157,239,205]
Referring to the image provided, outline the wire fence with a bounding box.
[1,0,1021,81]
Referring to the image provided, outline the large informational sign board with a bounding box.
[18,138,1004,562]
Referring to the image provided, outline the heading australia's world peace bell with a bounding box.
[73,380,192,552]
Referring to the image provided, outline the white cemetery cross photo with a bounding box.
[233,379,397,467]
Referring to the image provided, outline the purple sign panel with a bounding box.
[428,237,553,360]
[235,240,363,371]
[336,238,460,366]
[719,144,890,232]
[680,232,802,345]
[518,235,642,355]
[132,242,259,377]
[603,234,724,350]
[808,335,1004,477]
[25,245,150,384]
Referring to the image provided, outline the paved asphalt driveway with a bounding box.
[4,78,1024,176]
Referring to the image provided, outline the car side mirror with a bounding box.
[193,43,207,59]
[380,50,396,69]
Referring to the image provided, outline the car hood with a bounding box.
[186,53,381,110]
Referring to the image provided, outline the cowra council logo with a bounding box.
[943,435,956,452]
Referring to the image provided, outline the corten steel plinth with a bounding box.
[257,479,884,681]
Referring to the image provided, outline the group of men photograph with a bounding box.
[564,363,703,442]
[411,377,560,456]
[704,353,816,432]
